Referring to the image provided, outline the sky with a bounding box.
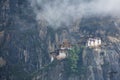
[30,0,120,28]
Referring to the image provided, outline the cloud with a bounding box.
[30,0,120,28]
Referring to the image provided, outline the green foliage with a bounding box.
[65,45,84,75]
[68,46,79,73]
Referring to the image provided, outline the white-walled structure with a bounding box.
[56,50,67,60]
[87,38,101,48]
[50,49,67,61]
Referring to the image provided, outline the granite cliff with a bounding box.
[0,0,120,80]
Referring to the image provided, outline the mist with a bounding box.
[30,0,120,28]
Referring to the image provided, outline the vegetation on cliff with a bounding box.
[65,45,85,75]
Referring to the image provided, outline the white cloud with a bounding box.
[30,0,120,28]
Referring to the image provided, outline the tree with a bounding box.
[66,45,80,74]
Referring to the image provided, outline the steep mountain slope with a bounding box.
[0,0,50,80]
[0,0,120,80]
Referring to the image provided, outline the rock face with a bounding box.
[0,0,120,80]
[83,45,120,80]
[0,0,50,80]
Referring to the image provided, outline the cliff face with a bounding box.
[37,17,120,80]
[83,44,120,80]
[0,0,120,80]
[0,0,50,80]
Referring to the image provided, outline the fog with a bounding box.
[30,0,120,28]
